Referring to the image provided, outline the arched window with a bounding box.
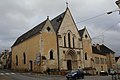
[23,53,26,64]
[64,36,66,47]
[50,50,54,59]
[73,37,75,48]
[85,53,87,60]
[16,55,18,66]
[68,33,71,48]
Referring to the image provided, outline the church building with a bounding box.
[11,7,116,74]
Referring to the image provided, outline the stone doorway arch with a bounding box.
[65,49,77,70]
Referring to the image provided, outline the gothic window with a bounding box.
[68,33,71,48]
[16,55,18,66]
[50,50,54,60]
[85,53,87,60]
[64,36,66,47]
[73,37,75,48]
[23,53,26,64]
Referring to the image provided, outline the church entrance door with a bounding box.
[67,60,72,70]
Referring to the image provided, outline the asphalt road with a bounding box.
[0,69,115,80]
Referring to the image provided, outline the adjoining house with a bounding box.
[11,7,116,74]
[92,44,116,74]
[0,50,12,69]
[115,56,120,72]
[0,54,2,69]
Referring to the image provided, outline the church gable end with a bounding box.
[42,17,55,33]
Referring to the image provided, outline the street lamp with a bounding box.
[106,0,120,15]
[116,0,120,9]
[116,0,120,7]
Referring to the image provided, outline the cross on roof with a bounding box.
[66,1,68,8]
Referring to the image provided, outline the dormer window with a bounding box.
[47,27,51,32]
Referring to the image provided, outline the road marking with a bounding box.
[11,73,15,74]
[0,73,4,75]
[5,73,10,75]
[0,72,16,75]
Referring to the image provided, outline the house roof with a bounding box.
[12,9,67,47]
[115,57,120,62]
[51,12,65,32]
[78,28,85,37]
[92,44,115,55]
[12,20,47,47]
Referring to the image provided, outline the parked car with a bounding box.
[100,71,108,76]
[66,69,84,80]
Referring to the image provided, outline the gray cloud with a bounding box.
[0,0,120,56]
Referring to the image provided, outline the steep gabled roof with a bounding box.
[12,20,47,47]
[92,44,115,55]
[115,57,120,62]
[51,12,65,32]
[12,8,74,47]
[12,9,67,47]
[100,44,115,53]
[78,28,85,37]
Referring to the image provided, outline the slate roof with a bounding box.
[92,44,115,55]
[51,12,65,32]
[115,57,119,62]
[78,28,85,37]
[12,20,47,47]
[12,10,66,47]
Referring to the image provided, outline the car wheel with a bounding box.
[75,77,77,80]
[82,76,84,79]
[67,78,70,80]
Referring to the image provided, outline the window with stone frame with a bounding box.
[64,36,66,47]
[85,53,87,60]
[95,57,99,64]
[68,33,71,48]
[16,55,18,66]
[100,58,104,64]
[50,50,54,60]
[73,37,75,48]
[23,53,26,64]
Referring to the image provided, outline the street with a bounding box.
[0,69,114,80]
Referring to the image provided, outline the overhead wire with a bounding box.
[92,20,120,39]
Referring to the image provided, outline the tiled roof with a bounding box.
[12,20,47,47]
[92,44,115,55]
[78,28,85,37]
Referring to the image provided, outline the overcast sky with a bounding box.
[0,0,120,56]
